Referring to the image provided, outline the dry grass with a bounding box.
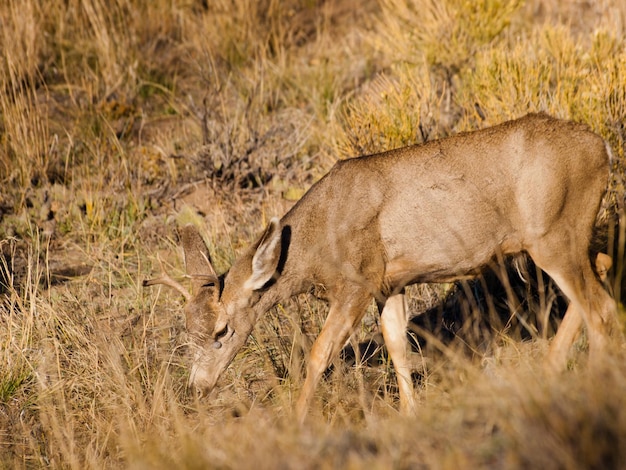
[2,0,626,468]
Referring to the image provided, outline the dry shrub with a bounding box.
[377,0,523,72]
[458,26,626,147]
[338,0,626,157]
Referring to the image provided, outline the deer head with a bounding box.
[145,220,284,396]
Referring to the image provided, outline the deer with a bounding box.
[145,113,621,423]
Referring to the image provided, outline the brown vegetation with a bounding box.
[1,0,626,467]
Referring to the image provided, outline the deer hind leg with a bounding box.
[532,250,618,367]
[380,293,417,415]
[295,289,371,424]
[546,253,614,372]
[546,253,613,372]
[546,303,583,372]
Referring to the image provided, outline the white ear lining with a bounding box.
[245,218,282,291]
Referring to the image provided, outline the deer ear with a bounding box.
[246,218,283,291]
[181,224,218,295]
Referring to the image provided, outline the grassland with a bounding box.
[2,0,626,468]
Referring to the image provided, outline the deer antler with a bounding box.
[143,255,192,301]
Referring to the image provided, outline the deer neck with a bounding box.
[253,270,309,320]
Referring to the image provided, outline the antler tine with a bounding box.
[143,255,192,301]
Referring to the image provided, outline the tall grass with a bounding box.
[1,0,626,467]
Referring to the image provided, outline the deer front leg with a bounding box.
[380,293,417,414]
[295,292,370,424]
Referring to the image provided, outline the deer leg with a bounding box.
[546,303,582,372]
[559,277,615,364]
[295,292,370,424]
[546,252,614,371]
[380,293,416,415]
[535,255,618,366]
[545,252,615,371]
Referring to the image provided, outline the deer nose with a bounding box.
[188,363,212,396]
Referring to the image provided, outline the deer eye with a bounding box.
[212,323,231,349]
[202,281,216,287]
[214,324,229,341]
